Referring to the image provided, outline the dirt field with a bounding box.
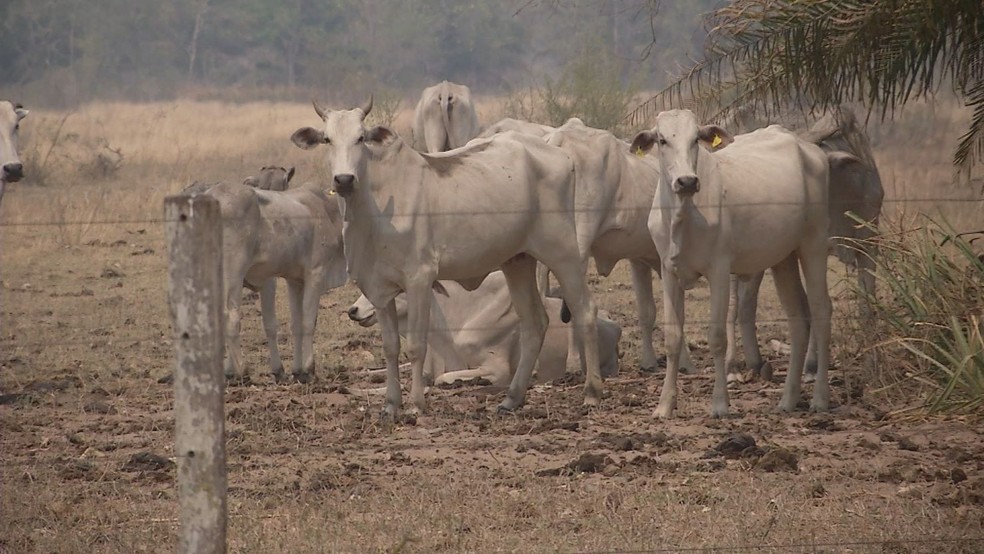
[2,100,983,553]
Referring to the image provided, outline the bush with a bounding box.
[856,215,984,415]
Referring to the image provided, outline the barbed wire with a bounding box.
[0,196,982,229]
[1,307,977,350]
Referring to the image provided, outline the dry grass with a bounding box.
[2,97,984,553]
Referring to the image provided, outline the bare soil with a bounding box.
[2,222,983,553]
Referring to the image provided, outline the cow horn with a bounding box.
[359,95,373,119]
[312,99,329,120]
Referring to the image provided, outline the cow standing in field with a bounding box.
[0,101,29,208]
[413,81,481,153]
[632,109,833,418]
[291,98,604,417]
[728,106,883,379]
[539,118,698,374]
[347,271,622,386]
[183,175,347,383]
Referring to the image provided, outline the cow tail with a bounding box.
[560,299,571,323]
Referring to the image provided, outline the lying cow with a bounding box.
[0,101,28,208]
[728,106,883,378]
[632,109,833,418]
[292,98,604,417]
[413,80,481,153]
[182,173,346,383]
[347,271,621,386]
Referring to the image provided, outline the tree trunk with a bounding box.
[187,0,210,81]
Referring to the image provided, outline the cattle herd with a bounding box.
[1,82,885,421]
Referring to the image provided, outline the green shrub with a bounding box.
[855,215,984,415]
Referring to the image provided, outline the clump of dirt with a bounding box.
[755,448,798,473]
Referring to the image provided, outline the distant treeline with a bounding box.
[0,0,717,106]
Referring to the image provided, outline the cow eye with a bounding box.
[657,138,667,146]
[323,136,332,145]
[356,135,365,144]
[14,124,18,131]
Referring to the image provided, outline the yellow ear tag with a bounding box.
[711,134,723,148]
[635,146,646,158]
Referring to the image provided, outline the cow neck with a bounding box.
[339,138,428,292]
[662,148,717,288]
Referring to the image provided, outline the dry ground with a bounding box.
[1,99,983,553]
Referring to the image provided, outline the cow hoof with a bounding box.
[803,371,817,384]
[292,371,314,385]
[758,361,774,382]
[774,398,798,413]
[809,400,830,413]
[379,405,399,422]
[653,404,674,419]
[225,374,251,386]
[710,406,730,419]
[639,365,659,374]
[272,369,288,384]
[497,397,523,414]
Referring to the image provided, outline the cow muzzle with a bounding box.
[333,174,356,196]
[672,175,700,195]
[2,162,23,183]
[347,305,376,327]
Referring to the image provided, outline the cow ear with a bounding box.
[827,150,863,170]
[291,127,325,150]
[697,125,733,151]
[243,176,259,187]
[14,108,28,120]
[366,126,395,146]
[285,166,295,184]
[629,131,657,157]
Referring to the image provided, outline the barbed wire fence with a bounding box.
[3,191,983,553]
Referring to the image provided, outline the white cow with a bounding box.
[478,117,554,139]
[729,106,883,378]
[540,118,698,374]
[631,109,832,418]
[183,180,347,383]
[0,101,29,207]
[480,117,697,374]
[347,271,622,385]
[291,98,603,417]
[243,165,295,191]
[413,81,481,153]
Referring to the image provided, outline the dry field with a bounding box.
[1,99,983,553]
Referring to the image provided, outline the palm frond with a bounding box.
[627,0,984,170]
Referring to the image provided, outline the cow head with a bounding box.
[243,165,295,191]
[347,294,379,327]
[0,101,29,183]
[290,96,396,197]
[630,109,733,196]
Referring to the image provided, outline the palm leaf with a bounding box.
[626,0,984,170]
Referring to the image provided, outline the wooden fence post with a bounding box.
[165,194,226,554]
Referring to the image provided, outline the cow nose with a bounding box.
[673,175,700,195]
[2,162,23,182]
[347,305,360,320]
[333,174,355,195]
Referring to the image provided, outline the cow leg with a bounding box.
[224,280,247,382]
[656,263,685,418]
[377,299,403,418]
[857,249,879,373]
[707,265,732,418]
[551,262,602,407]
[726,275,739,373]
[294,277,321,384]
[498,255,548,412]
[800,242,833,412]
[259,279,286,383]
[737,272,769,379]
[286,278,305,380]
[405,278,436,413]
[772,254,811,412]
[632,261,694,373]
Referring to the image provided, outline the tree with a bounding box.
[628,0,984,171]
